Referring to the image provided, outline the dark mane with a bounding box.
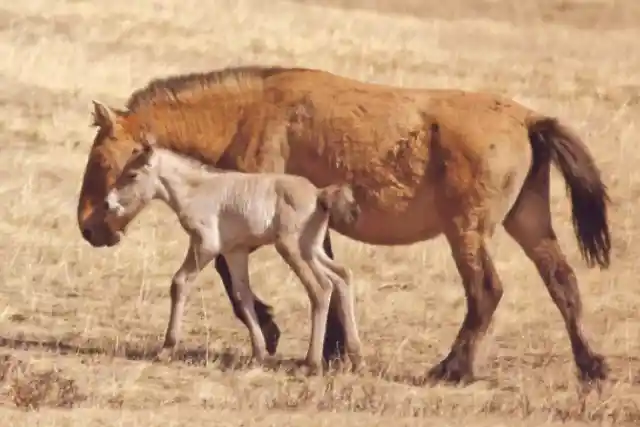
[125,65,313,111]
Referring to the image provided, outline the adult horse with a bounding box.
[76,65,611,384]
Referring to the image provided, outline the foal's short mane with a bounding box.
[154,146,229,175]
[125,65,312,111]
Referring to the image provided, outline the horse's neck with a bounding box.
[146,95,257,167]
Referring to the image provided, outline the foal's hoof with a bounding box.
[153,347,175,363]
[246,356,267,370]
[348,353,365,374]
[577,353,609,384]
[300,360,324,377]
[426,357,474,385]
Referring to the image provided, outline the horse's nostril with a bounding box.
[81,227,93,241]
[103,200,110,212]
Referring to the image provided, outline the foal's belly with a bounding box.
[217,213,276,252]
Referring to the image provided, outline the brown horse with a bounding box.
[77,65,611,384]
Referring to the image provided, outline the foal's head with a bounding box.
[104,143,159,225]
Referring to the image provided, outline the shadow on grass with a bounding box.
[0,334,507,387]
[0,333,429,383]
[0,334,325,376]
[3,334,625,392]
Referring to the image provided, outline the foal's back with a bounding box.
[193,171,322,249]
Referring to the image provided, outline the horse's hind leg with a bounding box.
[503,176,608,382]
[214,252,281,355]
[427,214,504,384]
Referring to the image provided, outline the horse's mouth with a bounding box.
[104,231,123,247]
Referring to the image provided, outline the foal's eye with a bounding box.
[126,172,138,180]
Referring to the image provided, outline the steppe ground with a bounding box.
[1,0,640,425]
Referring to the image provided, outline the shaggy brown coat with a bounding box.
[77,65,611,384]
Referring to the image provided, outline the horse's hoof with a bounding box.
[322,328,346,363]
[426,357,474,385]
[263,321,281,356]
[577,352,609,384]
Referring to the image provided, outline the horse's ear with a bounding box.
[91,100,117,129]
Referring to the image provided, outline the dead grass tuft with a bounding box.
[1,354,86,411]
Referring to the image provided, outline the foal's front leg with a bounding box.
[157,239,216,360]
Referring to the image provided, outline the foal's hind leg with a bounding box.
[315,250,363,370]
[214,252,280,355]
[321,232,348,363]
[275,236,333,373]
[503,192,608,382]
[427,217,504,384]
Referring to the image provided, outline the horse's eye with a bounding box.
[126,172,138,180]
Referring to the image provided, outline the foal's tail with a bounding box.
[317,184,360,227]
[527,116,611,269]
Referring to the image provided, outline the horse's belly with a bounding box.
[330,197,443,245]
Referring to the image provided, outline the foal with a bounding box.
[103,142,362,371]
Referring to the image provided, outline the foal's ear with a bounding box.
[141,143,154,164]
[130,143,154,169]
[140,138,157,166]
[141,132,158,147]
[135,132,156,159]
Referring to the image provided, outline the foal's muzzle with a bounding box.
[103,193,123,217]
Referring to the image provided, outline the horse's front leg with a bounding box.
[157,239,216,361]
[214,247,281,355]
[223,250,269,364]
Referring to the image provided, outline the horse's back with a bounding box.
[242,69,538,243]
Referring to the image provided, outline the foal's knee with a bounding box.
[170,274,187,301]
[312,277,333,309]
[334,263,352,285]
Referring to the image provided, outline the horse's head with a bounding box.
[77,101,147,247]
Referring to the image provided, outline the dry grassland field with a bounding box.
[1,0,640,425]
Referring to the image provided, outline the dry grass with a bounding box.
[1,0,639,425]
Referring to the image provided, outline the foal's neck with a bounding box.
[155,149,222,212]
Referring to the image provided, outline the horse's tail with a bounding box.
[527,116,611,269]
[317,184,360,227]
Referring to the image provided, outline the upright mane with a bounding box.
[125,65,311,111]
[154,146,226,176]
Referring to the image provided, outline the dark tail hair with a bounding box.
[527,117,611,269]
[317,184,360,227]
